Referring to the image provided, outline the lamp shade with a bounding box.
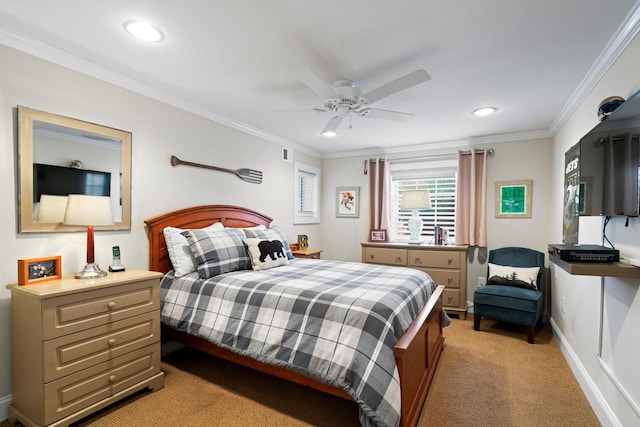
[63,195,114,226]
[37,195,68,223]
[400,190,432,210]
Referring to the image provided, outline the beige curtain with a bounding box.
[368,158,390,233]
[455,148,487,246]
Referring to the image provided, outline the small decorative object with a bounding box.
[400,189,432,244]
[18,256,62,285]
[69,159,84,169]
[170,155,262,184]
[495,180,533,218]
[289,243,299,251]
[336,186,360,218]
[597,96,625,121]
[63,195,114,278]
[297,234,308,249]
[370,229,387,242]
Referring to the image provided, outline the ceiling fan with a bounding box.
[294,67,431,136]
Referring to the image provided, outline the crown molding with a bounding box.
[550,1,640,134]
[0,26,322,159]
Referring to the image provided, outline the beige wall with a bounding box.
[0,44,321,404]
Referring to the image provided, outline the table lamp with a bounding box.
[63,195,114,279]
[37,195,69,223]
[400,190,432,244]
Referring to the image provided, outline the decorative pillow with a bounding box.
[181,228,251,279]
[243,225,294,260]
[488,263,540,291]
[244,237,290,271]
[163,222,224,277]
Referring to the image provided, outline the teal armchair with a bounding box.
[473,247,545,344]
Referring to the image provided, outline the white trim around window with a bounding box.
[293,162,320,224]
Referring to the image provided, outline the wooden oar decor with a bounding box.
[170,155,262,184]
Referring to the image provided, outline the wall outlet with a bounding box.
[477,277,487,287]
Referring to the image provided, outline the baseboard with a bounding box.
[549,317,620,427]
[0,394,12,422]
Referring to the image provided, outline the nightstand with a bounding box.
[6,269,165,427]
[292,249,323,259]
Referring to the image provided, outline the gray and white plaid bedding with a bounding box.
[160,258,441,427]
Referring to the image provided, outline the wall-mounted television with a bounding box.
[33,163,111,203]
[574,90,640,217]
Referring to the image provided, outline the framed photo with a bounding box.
[18,256,62,286]
[495,180,533,218]
[370,229,387,242]
[336,186,360,218]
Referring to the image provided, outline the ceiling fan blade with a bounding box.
[321,115,343,137]
[293,67,337,100]
[361,69,431,104]
[360,108,414,123]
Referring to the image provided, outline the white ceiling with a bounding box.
[1,1,639,158]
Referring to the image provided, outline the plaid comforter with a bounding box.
[160,259,440,427]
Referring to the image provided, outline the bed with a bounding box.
[145,205,445,427]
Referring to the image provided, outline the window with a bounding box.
[390,160,457,242]
[294,162,320,224]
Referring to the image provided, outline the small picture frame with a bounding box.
[495,180,533,218]
[18,256,62,286]
[370,229,387,242]
[336,186,360,218]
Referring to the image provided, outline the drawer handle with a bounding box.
[448,277,453,284]
[447,296,453,302]
[108,338,117,347]
[396,256,402,262]
[109,375,117,383]
[447,258,453,265]
[414,257,421,263]
[370,254,374,260]
[107,301,117,310]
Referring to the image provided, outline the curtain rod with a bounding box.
[378,147,494,164]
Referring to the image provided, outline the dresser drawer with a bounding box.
[443,289,460,308]
[409,250,460,269]
[424,268,460,289]
[43,311,160,382]
[43,279,160,339]
[43,344,160,425]
[364,247,407,266]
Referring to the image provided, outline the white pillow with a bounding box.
[163,222,224,277]
[488,263,539,290]
[244,237,290,271]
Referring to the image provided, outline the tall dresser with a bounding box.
[362,242,469,319]
[7,269,165,427]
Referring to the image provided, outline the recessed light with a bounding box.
[472,107,496,116]
[124,21,163,42]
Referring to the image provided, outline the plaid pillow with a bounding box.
[181,228,251,279]
[243,225,294,260]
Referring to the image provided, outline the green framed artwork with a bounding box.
[495,180,532,218]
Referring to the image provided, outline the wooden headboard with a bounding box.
[144,205,273,273]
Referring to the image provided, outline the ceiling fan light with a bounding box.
[124,21,163,42]
[321,116,341,137]
[322,130,337,138]
[472,107,496,116]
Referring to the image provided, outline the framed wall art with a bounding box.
[336,186,360,218]
[18,255,62,285]
[495,180,533,218]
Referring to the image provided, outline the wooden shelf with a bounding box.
[549,254,640,278]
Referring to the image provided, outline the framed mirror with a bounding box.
[17,106,132,233]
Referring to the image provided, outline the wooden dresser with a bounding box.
[7,269,165,427]
[362,242,469,319]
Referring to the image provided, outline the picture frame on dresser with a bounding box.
[370,229,387,242]
[17,255,61,285]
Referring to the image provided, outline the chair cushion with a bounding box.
[474,285,542,313]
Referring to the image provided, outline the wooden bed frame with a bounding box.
[145,205,445,427]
